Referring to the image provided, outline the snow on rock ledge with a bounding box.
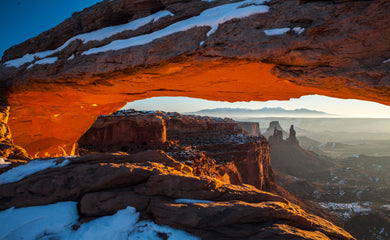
[0,157,72,185]
[0,202,199,240]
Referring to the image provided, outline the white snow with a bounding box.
[0,157,11,168]
[129,221,200,240]
[383,59,390,63]
[83,0,270,55]
[66,206,139,239]
[67,54,75,60]
[264,27,290,36]
[4,54,36,68]
[0,202,200,240]
[319,202,371,218]
[292,27,305,34]
[381,204,390,210]
[264,26,305,36]
[175,199,213,204]
[35,56,58,65]
[0,201,79,240]
[200,41,205,46]
[27,57,58,69]
[0,158,71,185]
[65,10,173,45]
[3,10,174,68]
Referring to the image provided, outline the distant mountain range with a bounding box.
[190,107,331,116]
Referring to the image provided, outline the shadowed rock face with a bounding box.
[0,0,389,156]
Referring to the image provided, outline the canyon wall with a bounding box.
[78,110,273,190]
[0,0,388,157]
[79,113,166,152]
[238,122,261,137]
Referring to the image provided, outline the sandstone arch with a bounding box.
[0,0,389,157]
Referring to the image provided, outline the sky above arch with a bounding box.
[0,0,103,57]
[1,1,390,118]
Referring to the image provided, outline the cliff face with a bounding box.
[79,110,274,190]
[238,121,261,137]
[78,113,166,152]
[0,0,389,157]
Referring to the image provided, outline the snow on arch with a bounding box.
[3,10,174,68]
[83,0,270,55]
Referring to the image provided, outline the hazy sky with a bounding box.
[2,1,390,118]
[124,95,390,118]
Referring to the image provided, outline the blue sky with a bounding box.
[1,1,390,117]
[0,0,102,57]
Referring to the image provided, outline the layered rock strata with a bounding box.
[0,151,355,240]
[238,121,261,137]
[78,112,166,152]
[79,110,273,190]
[0,0,389,156]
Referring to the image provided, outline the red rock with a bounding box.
[0,0,388,157]
[0,152,355,239]
[78,110,274,190]
[80,190,150,217]
[0,106,30,160]
[149,198,354,240]
[78,113,166,152]
[238,121,261,137]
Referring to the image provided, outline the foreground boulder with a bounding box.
[0,151,355,239]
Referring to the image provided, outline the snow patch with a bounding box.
[65,206,139,239]
[27,57,58,69]
[381,204,390,210]
[264,27,305,36]
[67,54,75,60]
[319,202,371,218]
[4,54,36,68]
[0,157,71,185]
[34,56,58,65]
[0,201,79,240]
[264,27,290,36]
[83,0,270,55]
[383,59,390,63]
[0,202,200,240]
[175,199,213,204]
[3,10,174,68]
[129,221,200,240]
[292,27,305,34]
